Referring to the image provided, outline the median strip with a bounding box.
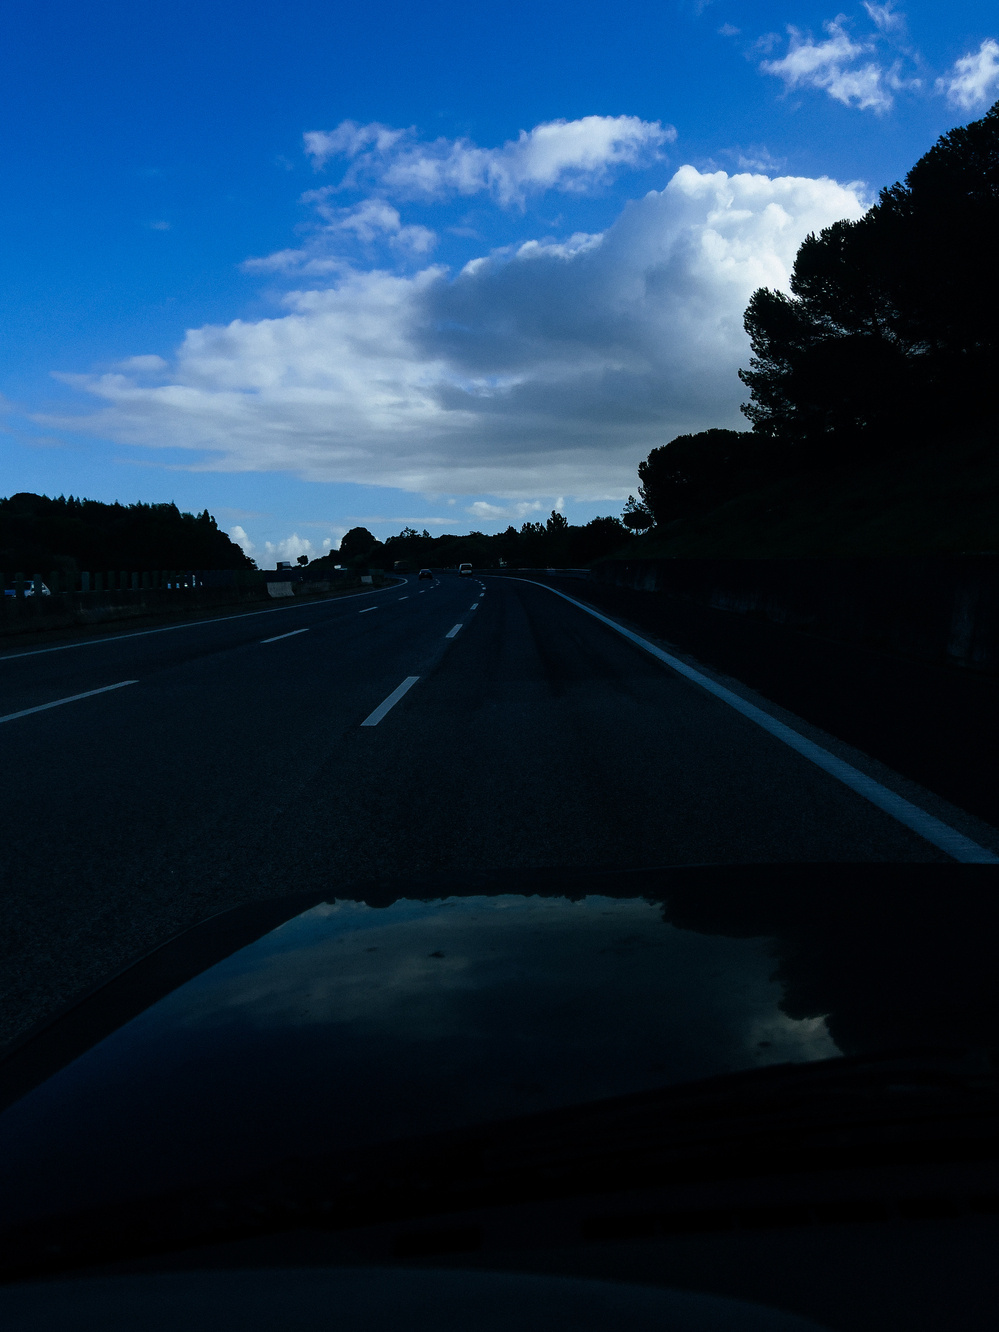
[360,676,420,727]
[446,623,463,638]
[260,628,309,644]
[0,680,139,726]
[507,578,999,865]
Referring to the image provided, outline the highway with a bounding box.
[1,571,996,1048]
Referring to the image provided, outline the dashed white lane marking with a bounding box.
[360,675,420,727]
[0,680,139,726]
[0,583,404,662]
[398,596,409,600]
[505,577,999,866]
[359,607,378,614]
[470,603,479,609]
[446,623,463,638]
[260,628,309,644]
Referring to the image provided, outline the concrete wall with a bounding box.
[592,557,999,674]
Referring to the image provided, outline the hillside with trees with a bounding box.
[622,99,999,559]
[0,493,255,574]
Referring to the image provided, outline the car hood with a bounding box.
[1,864,997,1237]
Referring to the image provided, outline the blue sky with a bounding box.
[2,2,997,562]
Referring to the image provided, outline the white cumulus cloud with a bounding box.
[761,17,894,112]
[935,39,999,110]
[43,166,865,499]
[229,524,255,556]
[119,354,168,373]
[302,116,675,206]
[313,198,436,253]
[241,248,345,277]
[861,2,904,35]
[466,500,547,521]
[264,533,333,563]
[233,530,336,563]
[304,122,407,165]
[244,198,436,274]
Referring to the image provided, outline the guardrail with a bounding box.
[0,569,260,596]
[0,568,379,639]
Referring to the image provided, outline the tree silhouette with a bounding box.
[636,431,754,526]
[621,495,654,532]
[0,492,254,572]
[338,527,378,562]
[740,98,999,456]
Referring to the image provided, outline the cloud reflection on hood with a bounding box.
[161,895,839,1078]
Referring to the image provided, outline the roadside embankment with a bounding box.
[592,556,999,676]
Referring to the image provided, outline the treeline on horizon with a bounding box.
[312,511,634,573]
[632,99,999,537]
[0,492,254,574]
[0,489,635,577]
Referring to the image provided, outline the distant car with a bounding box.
[458,563,473,576]
[418,568,433,580]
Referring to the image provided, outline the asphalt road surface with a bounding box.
[2,572,995,1047]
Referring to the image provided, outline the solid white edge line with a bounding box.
[446,623,463,638]
[360,675,420,727]
[260,628,310,644]
[502,577,999,865]
[0,680,139,726]
[0,580,407,663]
